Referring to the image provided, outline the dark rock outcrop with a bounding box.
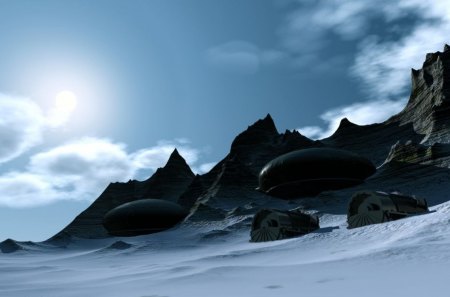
[178,114,321,214]
[0,239,23,253]
[322,118,423,166]
[107,241,133,250]
[384,140,450,168]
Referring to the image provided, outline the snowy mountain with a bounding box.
[2,46,450,297]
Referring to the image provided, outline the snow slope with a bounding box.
[1,200,450,297]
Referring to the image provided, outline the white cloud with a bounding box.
[132,140,199,171]
[0,138,136,207]
[192,162,217,175]
[353,0,450,97]
[296,99,407,139]
[0,137,215,207]
[0,95,45,163]
[280,0,383,55]
[280,0,450,97]
[0,93,77,164]
[352,23,450,98]
[284,0,450,138]
[0,172,56,208]
[296,126,324,139]
[29,137,135,198]
[206,40,286,74]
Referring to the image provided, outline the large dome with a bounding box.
[257,148,376,198]
[103,199,188,236]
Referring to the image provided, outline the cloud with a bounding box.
[0,137,216,207]
[279,0,450,97]
[351,0,450,97]
[0,93,77,164]
[280,0,379,55]
[192,162,217,175]
[282,0,450,138]
[296,98,407,139]
[29,138,135,198]
[0,95,45,163]
[132,139,199,171]
[296,126,324,139]
[352,22,450,98]
[206,40,286,74]
[0,138,136,207]
[0,172,56,208]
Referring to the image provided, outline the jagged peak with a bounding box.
[230,114,279,150]
[163,148,194,173]
[324,117,374,141]
[168,148,182,161]
[330,118,359,136]
[248,113,278,133]
[338,117,357,129]
[422,46,450,68]
[444,44,450,52]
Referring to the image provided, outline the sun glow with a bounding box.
[46,90,79,127]
[55,91,78,112]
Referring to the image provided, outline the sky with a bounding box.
[1,0,450,241]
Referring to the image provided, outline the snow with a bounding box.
[1,201,450,297]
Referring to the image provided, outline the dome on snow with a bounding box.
[103,199,188,236]
[257,148,376,198]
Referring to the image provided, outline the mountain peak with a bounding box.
[230,114,279,151]
[166,148,182,163]
[161,148,194,175]
[338,118,357,129]
[255,113,277,132]
[51,148,195,240]
[444,44,450,52]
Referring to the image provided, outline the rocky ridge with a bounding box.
[49,149,195,240]
[45,45,450,244]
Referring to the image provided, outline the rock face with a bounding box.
[48,149,195,241]
[0,239,23,253]
[387,44,450,144]
[322,119,422,166]
[49,45,450,242]
[178,114,322,217]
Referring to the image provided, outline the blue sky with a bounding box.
[1,0,449,241]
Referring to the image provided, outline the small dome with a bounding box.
[103,199,188,236]
[258,148,376,198]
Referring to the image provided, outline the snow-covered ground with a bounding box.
[1,201,450,297]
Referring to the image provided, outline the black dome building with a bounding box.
[103,199,188,236]
[257,148,376,198]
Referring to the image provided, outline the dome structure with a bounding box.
[257,148,376,198]
[103,199,188,236]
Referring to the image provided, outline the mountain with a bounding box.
[48,45,450,243]
[48,149,195,241]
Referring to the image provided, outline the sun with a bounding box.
[55,91,78,112]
